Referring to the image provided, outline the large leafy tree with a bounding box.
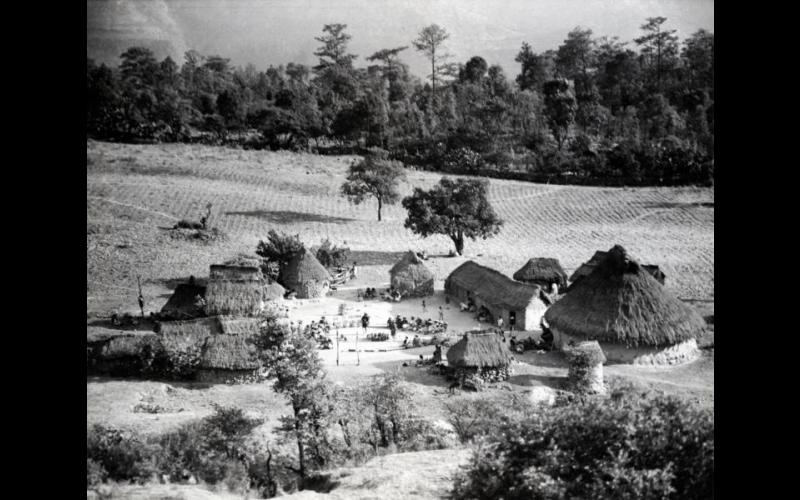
[402,177,502,255]
[341,155,406,221]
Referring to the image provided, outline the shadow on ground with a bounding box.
[507,374,566,389]
[349,250,408,266]
[225,210,354,224]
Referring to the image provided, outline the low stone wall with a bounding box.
[554,329,700,365]
[195,368,261,384]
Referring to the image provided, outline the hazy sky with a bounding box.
[87,0,713,79]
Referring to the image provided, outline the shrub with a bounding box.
[87,458,107,487]
[174,219,204,230]
[315,238,352,268]
[451,388,713,500]
[445,392,532,443]
[87,425,159,484]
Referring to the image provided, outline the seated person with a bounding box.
[459,301,469,312]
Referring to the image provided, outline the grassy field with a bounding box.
[87,140,713,316]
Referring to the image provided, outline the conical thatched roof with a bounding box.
[160,284,206,319]
[569,251,666,287]
[199,335,261,370]
[282,247,331,292]
[446,261,545,310]
[513,258,568,289]
[446,331,513,368]
[545,245,705,347]
[390,251,434,295]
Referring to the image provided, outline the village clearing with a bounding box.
[87,140,713,498]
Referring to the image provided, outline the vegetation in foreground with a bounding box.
[88,312,714,498]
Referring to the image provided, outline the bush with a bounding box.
[445,392,532,443]
[315,238,351,268]
[450,388,713,500]
[87,458,107,487]
[87,425,158,484]
[174,219,204,230]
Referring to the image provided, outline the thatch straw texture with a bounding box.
[160,284,206,319]
[569,251,666,286]
[565,341,606,394]
[98,335,149,359]
[445,261,544,311]
[545,245,705,347]
[210,264,262,281]
[205,279,263,316]
[282,248,331,298]
[513,258,568,290]
[199,335,261,370]
[446,331,513,368]
[157,317,221,352]
[218,316,262,336]
[390,251,435,297]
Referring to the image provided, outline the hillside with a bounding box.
[87,140,713,316]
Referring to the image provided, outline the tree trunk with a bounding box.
[451,231,465,256]
[377,197,382,221]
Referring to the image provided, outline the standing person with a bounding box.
[351,262,358,280]
[137,293,145,319]
[497,316,504,331]
[438,306,444,322]
[361,312,370,334]
[422,299,427,313]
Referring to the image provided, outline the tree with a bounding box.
[341,155,406,221]
[259,328,333,479]
[255,230,305,283]
[402,177,503,255]
[635,17,678,92]
[412,24,452,109]
[515,43,555,92]
[543,78,578,150]
[555,27,596,81]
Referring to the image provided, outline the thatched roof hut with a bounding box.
[199,335,261,371]
[569,251,666,287]
[445,261,549,330]
[545,245,705,349]
[218,316,262,336]
[205,264,265,316]
[513,258,568,291]
[160,283,207,320]
[389,251,434,297]
[282,248,331,298]
[446,331,513,368]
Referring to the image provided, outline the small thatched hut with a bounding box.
[160,283,207,320]
[205,264,265,316]
[513,258,568,292]
[445,261,549,330]
[446,331,514,382]
[197,334,262,383]
[282,248,331,299]
[389,251,434,297]
[564,341,606,394]
[569,251,666,289]
[545,245,705,365]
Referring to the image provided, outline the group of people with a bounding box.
[401,334,423,349]
[357,287,378,300]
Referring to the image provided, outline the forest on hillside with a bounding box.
[87,17,713,186]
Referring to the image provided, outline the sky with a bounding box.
[87,0,713,80]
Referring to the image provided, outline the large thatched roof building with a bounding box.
[513,258,568,292]
[389,251,434,297]
[445,261,549,330]
[198,333,262,383]
[545,245,705,365]
[569,251,666,288]
[282,248,331,299]
[160,283,207,320]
